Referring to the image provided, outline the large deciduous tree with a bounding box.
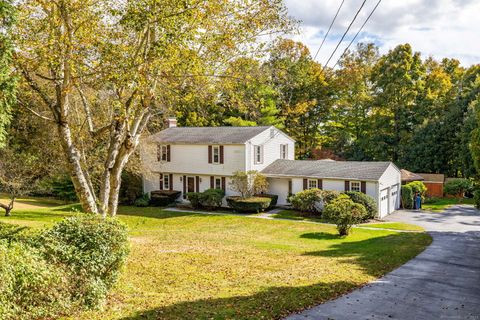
[15,0,291,216]
[0,0,16,148]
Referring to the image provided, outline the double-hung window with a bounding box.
[280,144,288,159]
[350,181,361,192]
[254,145,263,164]
[157,144,168,161]
[308,179,318,189]
[215,177,222,190]
[212,146,220,164]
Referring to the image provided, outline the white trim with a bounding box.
[163,173,170,190]
[212,145,220,164]
[254,145,263,164]
[307,179,318,189]
[350,181,361,192]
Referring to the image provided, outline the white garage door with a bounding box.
[390,184,399,212]
[380,188,389,217]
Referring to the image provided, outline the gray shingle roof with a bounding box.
[261,159,393,181]
[149,126,272,144]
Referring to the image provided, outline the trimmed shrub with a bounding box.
[226,196,271,213]
[444,179,473,197]
[255,194,278,209]
[323,194,368,236]
[0,222,31,243]
[200,189,225,210]
[0,241,71,320]
[134,193,150,207]
[401,184,414,209]
[289,188,322,213]
[319,190,342,205]
[187,192,202,209]
[150,190,181,206]
[34,216,129,308]
[345,191,377,220]
[474,190,480,209]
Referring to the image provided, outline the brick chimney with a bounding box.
[166,117,177,128]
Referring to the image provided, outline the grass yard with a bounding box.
[422,197,474,212]
[359,222,425,232]
[0,199,431,320]
[271,209,327,223]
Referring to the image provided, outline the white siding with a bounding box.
[142,144,246,176]
[247,127,295,172]
[378,163,402,217]
[268,178,290,205]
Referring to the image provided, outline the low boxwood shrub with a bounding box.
[289,189,322,213]
[150,190,181,206]
[34,216,129,308]
[0,241,71,320]
[255,194,278,209]
[323,194,368,236]
[226,196,271,213]
[345,191,377,220]
[187,192,202,209]
[199,189,225,210]
[134,193,150,207]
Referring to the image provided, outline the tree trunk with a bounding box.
[57,122,99,214]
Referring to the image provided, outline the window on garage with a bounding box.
[350,181,360,192]
[308,179,318,189]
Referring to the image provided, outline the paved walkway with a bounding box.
[286,205,480,320]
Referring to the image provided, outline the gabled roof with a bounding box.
[261,159,393,181]
[401,169,425,182]
[417,173,444,183]
[148,126,272,144]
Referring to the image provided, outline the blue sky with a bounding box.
[284,0,480,66]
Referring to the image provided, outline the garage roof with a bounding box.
[400,169,425,182]
[261,159,393,181]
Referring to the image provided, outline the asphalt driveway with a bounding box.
[286,205,480,320]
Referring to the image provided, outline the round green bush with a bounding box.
[319,190,342,205]
[289,189,322,213]
[444,179,473,197]
[187,192,202,209]
[344,191,377,220]
[226,196,271,213]
[35,216,130,309]
[323,194,368,236]
[134,193,150,207]
[255,194,278,209]
[473,190,480,209]
[200,189,225,209]
[0,241,71,320]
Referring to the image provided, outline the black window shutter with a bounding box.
[169,174,173,191]
[221,177,226,191]
[361,181,366,193]
[318,179,323,190]
[345,180,350,191]
[210,176,214,189]
[303,178,308,190]
[157,144,161,161]
[208,145,212,163]
[195,176,200,192]
[159,173,163,190]
[220,145,224,164]
[183,175,186,198]
[167,145,171,162]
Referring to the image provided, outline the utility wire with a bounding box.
[332,0,383,69]
[322,0,368,70]
[313,0,346,60]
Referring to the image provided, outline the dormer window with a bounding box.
[254,145,263,164]
[212,146,220,164]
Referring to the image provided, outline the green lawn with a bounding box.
[0,200,431,320]
[359,222,425,232]
[422,197,474,212]
[271,209,328,223]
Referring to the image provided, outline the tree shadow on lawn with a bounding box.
[302,232,432,277]
[119,281,357,320]
[300,232,343,240]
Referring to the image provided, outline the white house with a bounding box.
[141,119,401,218]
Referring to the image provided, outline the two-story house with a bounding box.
[141,119,401,218]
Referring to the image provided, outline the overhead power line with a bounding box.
[313,0,346,60]
[322,0,368,70]
[332,0,383,69]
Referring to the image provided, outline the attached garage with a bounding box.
[262,159,402,218]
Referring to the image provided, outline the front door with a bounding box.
[187,177,195,193]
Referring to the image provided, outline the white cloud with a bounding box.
[284,0,480,66]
